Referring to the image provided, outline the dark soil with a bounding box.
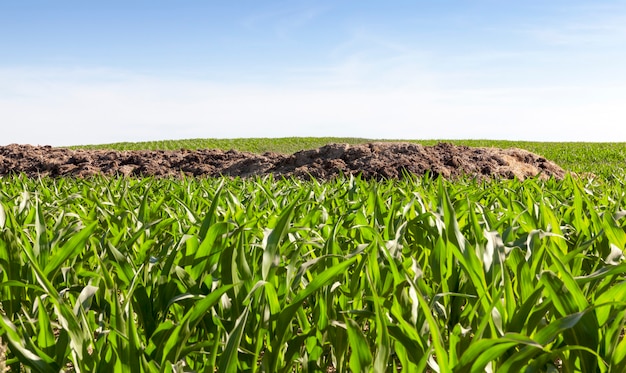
[0,142,566,180]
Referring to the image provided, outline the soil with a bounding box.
[0,142,566,180]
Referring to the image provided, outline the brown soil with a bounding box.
[0,142,566,180]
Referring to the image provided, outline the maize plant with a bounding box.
[1,174,626,372]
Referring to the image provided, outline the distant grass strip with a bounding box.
[71,137,626,179]
[73,137,374,154]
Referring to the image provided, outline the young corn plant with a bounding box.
[1,174,626,371]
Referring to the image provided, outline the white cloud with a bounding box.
[240,3,330,40]
[1,65,625,146]
[516,4,626,47]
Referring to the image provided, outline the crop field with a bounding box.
[2,139,626,372]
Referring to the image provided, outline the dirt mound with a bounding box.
[0,142,566,180]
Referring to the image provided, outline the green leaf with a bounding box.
[0,315,58,373]
[219,306,250,373]
[34,200,50,261]
[411,282,450,372]
[161,284,233,364]
[368,275,391,373]
[262,198,299,281]
[269,256,357,371]
[126,301,142,373]
[499,311,588,371]
[454,333,543,372]
[198,180,224,239]
[36,298,57,359]
[345,317,373,372]
[43,222,98,279]
[603,212,626,248]
[72,284,99,315]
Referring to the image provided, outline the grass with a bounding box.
[71,137,626,179]
[2,173,626,371]
[72,137,375,154]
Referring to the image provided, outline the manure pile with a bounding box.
[0,142,565,180]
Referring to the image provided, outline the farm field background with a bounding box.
[2,138,626,372]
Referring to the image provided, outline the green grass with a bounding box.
[3,174,626,371]
[73,137,375,153]
[71,137,626,179]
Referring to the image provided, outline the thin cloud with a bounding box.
[2,66,625,146]
[240,3,331,40]
[524,22,626,46]
[516,4,626,47]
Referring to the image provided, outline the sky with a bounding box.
[1,1,626,146]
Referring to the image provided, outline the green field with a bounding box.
[2,139,626,372]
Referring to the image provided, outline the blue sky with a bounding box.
[2,1,625,146]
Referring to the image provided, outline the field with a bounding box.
[2,138,626,372]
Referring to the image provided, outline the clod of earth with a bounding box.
[0,142,566,180]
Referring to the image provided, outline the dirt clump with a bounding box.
[0,142,566,180]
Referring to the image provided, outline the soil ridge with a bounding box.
[0,142,566,180]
